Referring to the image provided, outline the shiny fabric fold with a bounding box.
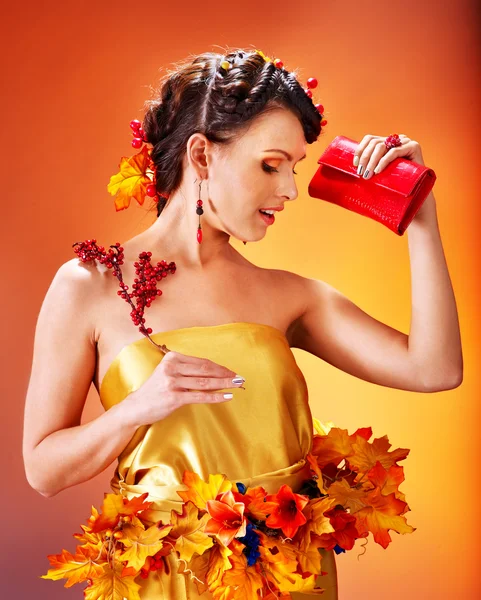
[100,322,338,599]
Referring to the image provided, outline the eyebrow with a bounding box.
[263,148,307,161]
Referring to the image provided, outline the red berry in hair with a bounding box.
[307,77,318,89]
[146,183,157,197]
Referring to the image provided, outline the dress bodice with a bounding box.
[100,321,314,507]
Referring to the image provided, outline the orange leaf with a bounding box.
[348,434,410,475]
[311,427,356,468]
[89,492,152,533]
[327,478,370,514]
[353,487,416,548]
[39,545,106,588]
[107,145,153,211]
[367,461,408,502]
[301,496,337,539]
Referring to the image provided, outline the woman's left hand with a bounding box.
[353,134,435,224]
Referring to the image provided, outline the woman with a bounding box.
[23,47,463,599]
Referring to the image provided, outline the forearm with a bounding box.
[27,397,139,497]
[407,192,463,386]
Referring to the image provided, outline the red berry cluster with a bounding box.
[130,118,148,149]
[72,239,176,351]
[138,550,171,580]
[129,119,170,202]
[303,77,327,126]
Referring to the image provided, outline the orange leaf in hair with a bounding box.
[107,145,154,211]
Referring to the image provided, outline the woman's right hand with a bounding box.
[123,350,245,427]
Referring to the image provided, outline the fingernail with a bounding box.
[353,156,359,167]
[363,169,370,179]
[373,166,380,175]
[223,393,233,399]
[357,165,364,176]
[232,375,245,385]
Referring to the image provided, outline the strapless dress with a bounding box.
[100,321,338,599]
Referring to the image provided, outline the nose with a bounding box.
[281,181,299,202]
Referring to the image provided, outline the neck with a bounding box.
[140,184,236,269]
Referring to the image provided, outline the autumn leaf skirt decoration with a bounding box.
[40,418,416,599]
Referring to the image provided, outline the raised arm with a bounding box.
[22,258,139,497]
[289,192,463,392]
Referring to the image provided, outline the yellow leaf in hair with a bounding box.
[107,145,154,211]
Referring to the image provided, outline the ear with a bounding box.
[186,132,214,178]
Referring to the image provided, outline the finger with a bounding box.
[352,135,378,168]
[355,137,385,177]
[373,141,414,175]
[362,141,390,180]
[182,390,235,405]
[171,353,239,378]
[175,373,246,391]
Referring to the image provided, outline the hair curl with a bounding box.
[141,46,324,217]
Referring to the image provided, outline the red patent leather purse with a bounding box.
[308,135,437,235]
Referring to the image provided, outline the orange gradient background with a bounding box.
[2,1,480,598]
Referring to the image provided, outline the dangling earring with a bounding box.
[196,179,204,244]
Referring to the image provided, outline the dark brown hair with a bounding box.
[141,46,325,217]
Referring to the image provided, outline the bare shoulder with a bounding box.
[59,255,114,340]
[260,267,314,340]
[264,268,346,342]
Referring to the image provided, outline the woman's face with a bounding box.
[196,108,307,242]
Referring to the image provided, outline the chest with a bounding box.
[93,263,303,393]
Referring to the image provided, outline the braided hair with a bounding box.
[142,47,324,217]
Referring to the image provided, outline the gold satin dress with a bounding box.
[100,321,339,599]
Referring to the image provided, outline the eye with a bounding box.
[262,161,298,175]
[262,161,278,173]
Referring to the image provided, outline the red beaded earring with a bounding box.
[196,179,204,244]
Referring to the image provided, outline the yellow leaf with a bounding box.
[169,501,214,561]
[211,552,264,600]
[312,417,336,436]
[117,522,173,571]
[177,471,233,510]
[83,549,142,600]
